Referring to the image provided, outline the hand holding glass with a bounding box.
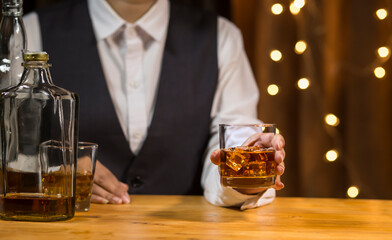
[219,124,276,188]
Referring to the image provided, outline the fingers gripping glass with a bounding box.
[219,124,276,188]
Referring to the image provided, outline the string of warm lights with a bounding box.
[265,0,389,199]
[373,8,390,79]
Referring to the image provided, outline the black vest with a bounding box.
[37,0,218,194]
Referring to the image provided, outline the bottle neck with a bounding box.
[2,0,23,17]
[21,61,54,85]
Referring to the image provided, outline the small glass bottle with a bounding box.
[0,51,79,221]
[0,0,27,89]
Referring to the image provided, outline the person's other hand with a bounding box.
[90,160,130,204]
[210,133,285,195]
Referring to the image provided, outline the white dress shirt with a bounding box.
[23,0,275,210]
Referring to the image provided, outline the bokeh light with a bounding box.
[376,9,388,20]
[271,4,284,15]
[347,186,359,198]
[295,40,307,54]
[326,150,339,162]
[297,78,310,89]
[325,114,340,126]
[270,50,283,61]
[290,2,301,15]
[294,0,305,9]
[374,67,386,78]
[267,84,279,95]
[377,46,390,58]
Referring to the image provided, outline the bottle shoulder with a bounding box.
[1,84,78,101]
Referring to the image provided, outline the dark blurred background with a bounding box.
[23,0,392,200]
[23,0,232,18]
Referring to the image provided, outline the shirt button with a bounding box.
[130,81,140,89]
[132,131,142,139]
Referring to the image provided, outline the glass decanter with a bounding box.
[0,51,79,221]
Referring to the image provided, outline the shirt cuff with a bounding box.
[240,188,275,210]
[203,167,276,210]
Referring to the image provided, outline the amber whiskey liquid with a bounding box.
[0,193,74,221]
[219,146,276,188]
[75,171,93,212]
[0,170,75,221]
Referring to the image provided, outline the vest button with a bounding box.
[131,176,144,188]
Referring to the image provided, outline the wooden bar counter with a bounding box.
[0,195,391,239]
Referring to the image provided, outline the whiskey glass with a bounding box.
[219,124,276,188]
[75,142,98,212]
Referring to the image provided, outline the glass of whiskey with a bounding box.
[39,141,98,212]
[219,124,276,188]
[75,142,98,212]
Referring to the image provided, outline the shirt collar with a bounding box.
[88,0,169,42]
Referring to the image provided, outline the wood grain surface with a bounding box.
[0,195,391,239]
